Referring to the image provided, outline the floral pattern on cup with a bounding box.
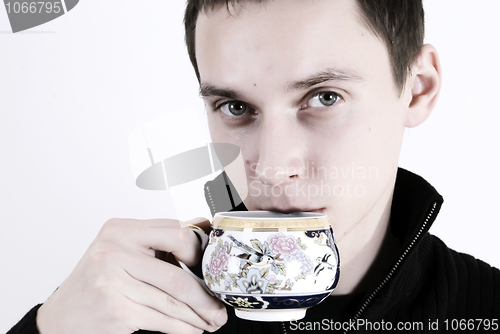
[237,268,268,294]
[268,233,301,255]
[209,248,230,276]
[204,231,335,294]
[223,295,269,309]
[205,240,232,288]
[285,250,314,275]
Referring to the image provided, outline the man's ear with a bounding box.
[404,44,442,128]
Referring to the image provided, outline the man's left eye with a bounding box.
[308,91,341,107]
[220,101,248,116]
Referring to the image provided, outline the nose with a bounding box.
[254,113,307,187]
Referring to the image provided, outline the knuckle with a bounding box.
[178,227,196,245]
[102,298,129,324]
[161,293,180,316]
[104,217,124,230]
[87,242,120,265]
[99,218,132,239]
[90,286,127,324]
[93,274,118,292]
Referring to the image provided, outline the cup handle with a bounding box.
[187,224,209,249]
[176,225,214,296]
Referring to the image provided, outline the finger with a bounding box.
[123,253,227,327]
[100,218,209,265]
[121,270,218,332]
[126,297,205,334]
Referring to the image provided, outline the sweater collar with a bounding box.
[389,168,444,248]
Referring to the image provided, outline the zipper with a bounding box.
[344,201,437,334]
[279,322,288,334]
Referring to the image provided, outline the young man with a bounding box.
[8,0,499,333]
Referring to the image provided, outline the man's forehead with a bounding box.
[195,0,371,61]
[195,0,392,94]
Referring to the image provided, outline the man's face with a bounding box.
[195,0,411,238]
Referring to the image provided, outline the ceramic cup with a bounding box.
[183,211,340,322]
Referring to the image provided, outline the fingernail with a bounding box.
[214,308,227,327]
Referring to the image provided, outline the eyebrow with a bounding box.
[200,84,243,100]
[286,67,364,91]
[199,67,364,99]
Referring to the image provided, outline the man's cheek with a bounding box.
[249,162,261,179]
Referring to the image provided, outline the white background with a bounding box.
[1,0,499,331]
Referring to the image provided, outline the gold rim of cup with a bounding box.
[212,211,330,230]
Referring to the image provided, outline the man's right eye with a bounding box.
[219,101,248,116]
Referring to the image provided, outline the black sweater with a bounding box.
[7,169,500,333]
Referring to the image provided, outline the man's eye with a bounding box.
[220,101,248,116]
[309,91,341,107]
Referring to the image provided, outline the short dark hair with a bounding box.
[184,0,425,92]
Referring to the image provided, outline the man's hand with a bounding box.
[36,217,227,334]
